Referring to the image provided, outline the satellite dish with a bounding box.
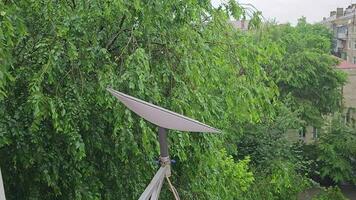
[107,88,220,133]
[107,88,220,200]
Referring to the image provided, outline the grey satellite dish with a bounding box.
[107,88,220,200]
[107,88,220,133]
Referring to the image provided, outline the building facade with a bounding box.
[293,60,356,143]
[322,4,356,64]
[338,61,356,127]
[284,5,356,143]
[321,5,356,128]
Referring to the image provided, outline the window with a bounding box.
[353,57,356,64]
[353,41,356,49]
[349,41,352,49]
[346,108,351,123]
[312,127,318,140]
[299,127,306,140]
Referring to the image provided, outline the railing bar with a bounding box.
[138,166,167,200]
[0,168,6,200]
[150,175,164,200]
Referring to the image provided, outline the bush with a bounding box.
[312,187,348,200]
[244,161,311,200]
[317,113,356,184]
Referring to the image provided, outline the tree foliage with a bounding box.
[0,0,273,199]
[254,19,346,126]
[232,19,349,199]
[312,187,348,200]
[317,113,356,184]
[0,0,351,199]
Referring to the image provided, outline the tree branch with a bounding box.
[71,0,76,9]
[105,15,127,50]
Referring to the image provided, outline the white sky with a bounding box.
[212,0,356,24]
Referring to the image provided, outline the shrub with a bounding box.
[312,187,348,200]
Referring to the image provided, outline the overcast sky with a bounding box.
[212,0,356,24]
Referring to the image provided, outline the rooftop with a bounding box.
[322,4,356,23]
[337,60,356,69]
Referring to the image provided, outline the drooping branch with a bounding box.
[71,0,76,9]
[105,15,127,51]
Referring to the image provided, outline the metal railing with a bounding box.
[138,165,179,200]
[0,168,6,200]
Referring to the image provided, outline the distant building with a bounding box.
[321,4,356,63]
[321,3,356,128]
[229,20,249,31]
[337,60,356,127]
[338,60,356,108]
[287,60,356,143]
[285,5,356,143]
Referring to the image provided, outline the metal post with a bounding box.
[158,127,170,177]
[138,127,172,200]
[158,127,169,159]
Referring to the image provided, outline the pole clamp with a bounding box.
[160,156,171,166]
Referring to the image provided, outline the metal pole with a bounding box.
[138,127,172,200]
[158,127,169,158]
[158,127,171,178]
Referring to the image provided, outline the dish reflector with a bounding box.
[107,88,220,133]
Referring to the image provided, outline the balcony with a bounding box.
[337,32,347,40]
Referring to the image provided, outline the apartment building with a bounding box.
[338,60,356,127]
[288,60,356,143]
[321,5,356,127]
[285,5,356,143]
[322,4,356,63]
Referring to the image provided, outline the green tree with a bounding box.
[232,19,348,199]
[0,0,272,199]
[255,20,346,126]
[317,113,356,184]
